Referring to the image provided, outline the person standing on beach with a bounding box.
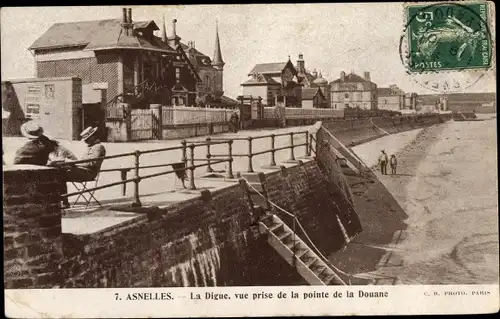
[390,154,397,175]
[378,150,388,175]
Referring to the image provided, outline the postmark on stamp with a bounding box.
[403,2,493,73]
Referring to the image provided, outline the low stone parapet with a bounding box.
[3,165,63,288]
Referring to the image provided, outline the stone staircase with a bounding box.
[259,213,344,285]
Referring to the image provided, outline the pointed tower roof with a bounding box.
[161,14,167,42]
[212,20,224,68]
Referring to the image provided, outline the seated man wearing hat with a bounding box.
[13,121,57,165]
[53,126,106,208]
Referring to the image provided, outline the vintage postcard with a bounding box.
[2,2,498,318]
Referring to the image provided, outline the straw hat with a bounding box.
[80,126,98,142]
[21,121,44,139]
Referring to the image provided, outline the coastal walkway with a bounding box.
[3,124,317,214]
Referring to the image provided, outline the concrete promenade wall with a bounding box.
[322,114,451,147]
[3,159,361,287]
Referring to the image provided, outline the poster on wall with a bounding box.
[44,84,55,100]
[25,85,41,119]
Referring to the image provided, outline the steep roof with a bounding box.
[219,95,239,106]
[241,74,281,86]
[298,71,316,87]
[181,43,208,58]
[331,72,374,85]
[312,73,328,85]
[29,19,174,53]
[184,45,214,69]
[302,88,321,100]
[248,62,289,75]
[212,21,224,66]
[377,88,392,96]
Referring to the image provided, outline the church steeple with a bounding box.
[212,20,224,69]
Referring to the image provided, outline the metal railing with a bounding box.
[58,130,315,208]
[209,131,311,173]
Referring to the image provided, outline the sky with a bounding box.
[1,4,496,99]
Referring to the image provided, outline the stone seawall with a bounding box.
[59,183,257,287]
[323,114,450,147]
[3,115,448,288]
[3,158,361,288]
[314,114,452,176]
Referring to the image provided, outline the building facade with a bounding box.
[30,8,231,111]
[377,84,405,111]
[329,71,377,110]
[30,9,204,109]
[404,93,417,110]
[302,87,327,109]
[183,21,226,106]
[311,72,330,108]
[241,58,302,107]
[294,54,331,108]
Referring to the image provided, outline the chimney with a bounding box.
[121,8,133,36]
[364,71,370,81]
[297,53,305,74]
[121,8,128,36]
[161,14,167,42]
[168,19,180,48]
[341,71,346,81]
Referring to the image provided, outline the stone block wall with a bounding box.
[59,184,258,288]
[3,165,63,288]
[4,159,362,288]
[259,161,362,255]
[323,114,447,147]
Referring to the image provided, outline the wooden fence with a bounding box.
[131,109,153,140]
[162,106,237,125]
[262,106,344,120]
[263,107,279,119]
[284,107,344,119]
[106,107,124,120]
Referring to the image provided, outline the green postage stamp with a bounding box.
[405,1,492,72]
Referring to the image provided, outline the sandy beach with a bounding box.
[344,116,499,284]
